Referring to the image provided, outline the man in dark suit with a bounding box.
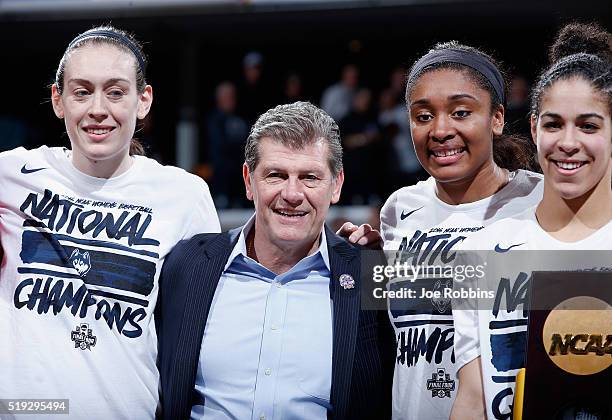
[157,101,392,420]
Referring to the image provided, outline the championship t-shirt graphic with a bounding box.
[380,171,543,420]
[453,210,612,420]
[0,146,220,419]
[15,187,159,340]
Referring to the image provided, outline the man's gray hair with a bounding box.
[244,101,343,177]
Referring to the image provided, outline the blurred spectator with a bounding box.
[206,82,250,208]
[389,65,407,102]
[505,74,531,138]
[378,87,424,195]
[138,114,163,163]
[339,88,381,205]
[281,72,305,104]
[237,51,274,124]
[320,64,359,121]
[367,205,381,232]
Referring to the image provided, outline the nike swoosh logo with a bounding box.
[400,206,424,220]
[494,243,525,253]
[21,164,47,174]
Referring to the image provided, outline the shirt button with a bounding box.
[275,282,282,288]
[271,324,278,330]
[259,415,266,420]
[264,368,271,376]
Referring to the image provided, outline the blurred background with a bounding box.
[1,0,610,229]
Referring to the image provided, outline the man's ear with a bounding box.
[331,169,344,204]
[51,84,64,119]
[243,163,254,201]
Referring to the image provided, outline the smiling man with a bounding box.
[157,101,392,420]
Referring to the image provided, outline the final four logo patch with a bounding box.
[71,323,97,350]
[426,368,455,398]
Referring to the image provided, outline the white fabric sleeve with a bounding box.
[453,304,480,370]
[0,147,26,203]
[379,190,399,246]
[452,242,482,370]
[183,177,221,238]
[0,152,6,204]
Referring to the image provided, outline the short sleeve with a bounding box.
[452,239,484,370]
[453,303,480,370]
[0,147,27,204]
[380,190,399,246]
[183,178,221,238]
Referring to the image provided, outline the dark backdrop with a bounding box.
[1,0,610,163]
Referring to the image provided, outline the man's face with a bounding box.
[243,137,343,254]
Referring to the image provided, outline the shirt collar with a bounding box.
[224,213,330,271]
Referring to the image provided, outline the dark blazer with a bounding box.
[157,226,393,420]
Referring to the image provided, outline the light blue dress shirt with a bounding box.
[191,217,333,420]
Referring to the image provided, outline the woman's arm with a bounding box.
[451,356,487,420]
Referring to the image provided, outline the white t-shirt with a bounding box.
[380,170,543,420]
[453,208,612,420]
[0,146,220,419]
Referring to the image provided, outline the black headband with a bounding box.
[68,30,146,73]
[407,48,505,104]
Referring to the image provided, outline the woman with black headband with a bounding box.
[357,42,544,420]
[0,26,220,418]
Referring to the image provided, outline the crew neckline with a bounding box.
[528,207,612,246]
[52,147,142,187]
[427,170,525,213]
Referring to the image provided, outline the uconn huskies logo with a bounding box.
[431,278,452,314]
[70,249,91,277]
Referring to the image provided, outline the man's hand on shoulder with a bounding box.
[336,222,382,249]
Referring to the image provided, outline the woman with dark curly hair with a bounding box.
[452,22,612,419]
